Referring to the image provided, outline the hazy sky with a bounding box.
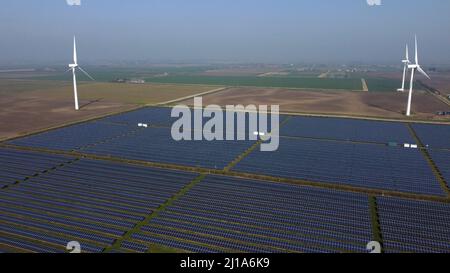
[1,0,449,65]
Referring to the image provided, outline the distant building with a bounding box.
[112,78,127,83]
[112,78,145,84]
[129,79,145,84]
[436,111,450,116]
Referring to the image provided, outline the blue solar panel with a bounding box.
[131,233,220,253]
[10,122,134,151]
[378,197,450,253]
[412,123,450,148]
[135,175,372,253]
[281,116,415,144]
[99,107,174,126]
[427,149,450,189]
[0,158,196,253]
[8,107,280,164]
[81,127,254,169]
[120,240,149,253]
[234,138,444,196]
[0,236,65,253]
[5,105,450,254]
[0,148,73,188]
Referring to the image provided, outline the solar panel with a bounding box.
[378,197,450,253]
[234,138,444,196]
[0,158,197,253]
[133,175,373,253]
[281,116,415,144]
[0,148,73,188]
[412,123,450,148]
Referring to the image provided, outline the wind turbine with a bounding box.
[397,44,410,92]
[405,35,430,117]
[68,36,95,110]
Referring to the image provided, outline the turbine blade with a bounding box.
[73,36,78,64]
[78,66,95,81]
[415,35,418,65]
[417,66,431,79]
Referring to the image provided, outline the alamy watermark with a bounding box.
[171,97,280,152]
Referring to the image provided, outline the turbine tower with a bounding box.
[397,44,410,92]
[68,36,95,110]
[406,35,430,116]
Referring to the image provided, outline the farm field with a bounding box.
[1,106,450,253]
[181,87,450,120]
[144,76,363,90]
[0,79,220,140]
[365,78,403,92]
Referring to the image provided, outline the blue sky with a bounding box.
[0,0,449,64]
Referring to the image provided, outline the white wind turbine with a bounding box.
[68,36,95,110]
[397,44,410,92]
[405,35,430,117]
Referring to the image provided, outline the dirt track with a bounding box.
[180,87,450,121]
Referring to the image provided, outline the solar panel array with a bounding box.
[0,148,73,188]
[10,122,134,151]
[412,123,450,148]
[427,149,450,188]
[128,175,373,253]
[378,197,450,253]
[101,107,173,126]
[281,116,415,144]
[0,159,196,253]
[81,127,254,169]
[2,106,450,253]
[234,138,444,196]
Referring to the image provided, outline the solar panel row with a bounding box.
[133,175,373,253]
[101,107,173,127]
[10,122,134,151]
[234,138,444,196]
[412,123,450,149]
[101,106,284,133]
[0,148,73,188]
[378,197,450,253]
[131,233,220,253]
[3,106,450,253]
[120,240,149,253]
[427,149,450,189]
[0,158,196,253]
[281,116,415,144]
[81,127,254,169]
[0,236,66,253]
[6,107,449,195]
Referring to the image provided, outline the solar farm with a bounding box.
[0,106,450,253]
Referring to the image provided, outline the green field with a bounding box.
[30,65,221,82]
[144,76,363,90]
[365,78,401,92]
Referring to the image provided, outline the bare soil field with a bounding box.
[427,74,450,96]
[181,87,450,121]
[0,92,135,140]
[0,80,219,140]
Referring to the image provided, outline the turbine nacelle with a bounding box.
[69,64,78,68]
